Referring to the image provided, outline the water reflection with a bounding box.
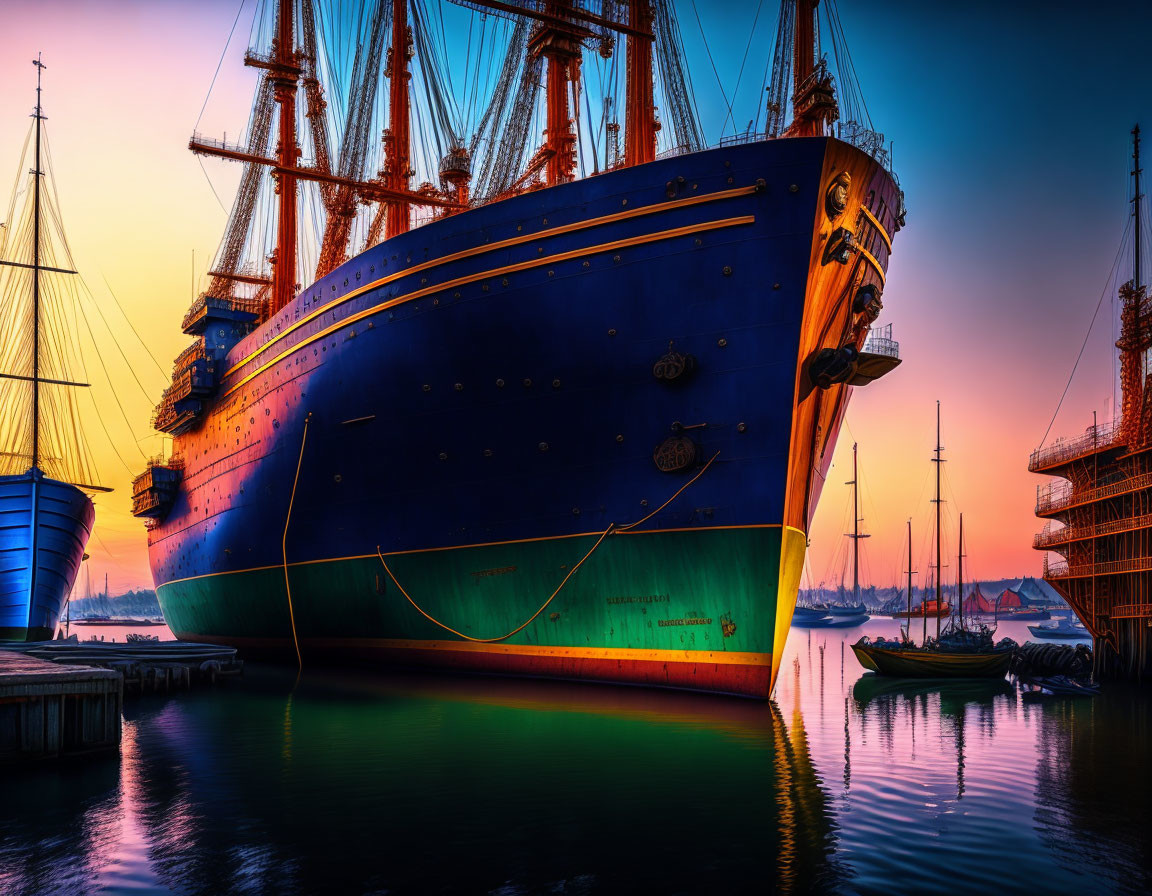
[0,749,120,894]
[0,668,845,894]
[851,676,1014,800]
[1030,686,1152,894]
[4,618,1152,895]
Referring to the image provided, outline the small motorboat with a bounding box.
[792,613,833,628]
[1020,674,1100,698]
[1003,608,1051,621]
[823,614,870,628]
[1028,621,1090,640]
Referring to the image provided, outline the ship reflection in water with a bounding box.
[1,618,1150,895]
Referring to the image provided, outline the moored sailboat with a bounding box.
[853,404,1015,679]
[0,59,108,641]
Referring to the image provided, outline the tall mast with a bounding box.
[845,442,870,607]
[384,0,412,239]
[792,0,815,103]
[270,0,299,315]
[905,519,913,642]
[1135,124,1143,290]
[31,55,45,470]
[933,400,944,640]
[851,443,859,603]
[784,0,837,138]
[958,513,965,631]
[623,0,657,167]
[536,0,581,185]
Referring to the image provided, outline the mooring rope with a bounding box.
[282,412,312,670]
[376,450,721,643]
[615,450,721,532]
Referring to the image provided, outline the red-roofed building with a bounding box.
[996,588,1024,610]
[963,585,995,615]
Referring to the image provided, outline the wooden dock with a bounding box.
[0,651,121,762]
[4,639,244,695]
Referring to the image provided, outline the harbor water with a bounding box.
[1,616,1149,895]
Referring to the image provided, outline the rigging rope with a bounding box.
[377,451,721,643]
[195,0,249,131]
[688,0,733,143]
[282,412,312,670]
[726,0,766,137]
[1037,216,1132,449]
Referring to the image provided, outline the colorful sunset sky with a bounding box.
[1,0,1150,594]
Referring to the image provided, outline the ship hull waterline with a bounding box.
[160,526,805,698]
[0,469,94,642]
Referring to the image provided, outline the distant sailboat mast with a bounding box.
[847,442,870,606]
[904,518,915,643]
[932,400,945,640]
[958,513,965,630]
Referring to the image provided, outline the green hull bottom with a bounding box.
[157,526,806,697]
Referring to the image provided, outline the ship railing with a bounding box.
[1033,511,1152,548]
[655,142,698,161]
[838,121,894,175]
[1036,470,1152,514]
[1029,421,1120,471]
[1112,603,1152,619]
[1044,554,1152,579]
[718,131,760,148]
[172,340,206,373]
[181,294,264,332]
[863,324,899,359]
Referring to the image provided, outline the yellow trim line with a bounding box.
[222,215,756,398]
[857,246,886,285]
[224,185,761,379]
[155,522,789,590]
[858,205,892,252]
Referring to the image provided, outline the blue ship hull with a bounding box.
[0,468,94,641]
[145,137,901,696]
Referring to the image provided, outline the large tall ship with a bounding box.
[135,0,906,697]
[0,60,105,641]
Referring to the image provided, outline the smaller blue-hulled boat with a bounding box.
[1028,620,1091,641]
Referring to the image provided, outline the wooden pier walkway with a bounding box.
[3,639,244,695]
[0,651,121,762]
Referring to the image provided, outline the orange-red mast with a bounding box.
[459,0,653,185]
[623,0,657,166]
[383,0,413,239]
[270,0,300,314]
[530,1,581,186]
[792,0,815,105]
[784,0,837,138]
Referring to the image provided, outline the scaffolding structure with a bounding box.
[1031,126,1152,681]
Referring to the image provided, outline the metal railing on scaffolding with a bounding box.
[1044,554,1152,579]
[1036,470,1152,514]
[1029,421,1120,471]
[1034,512,1152,548]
